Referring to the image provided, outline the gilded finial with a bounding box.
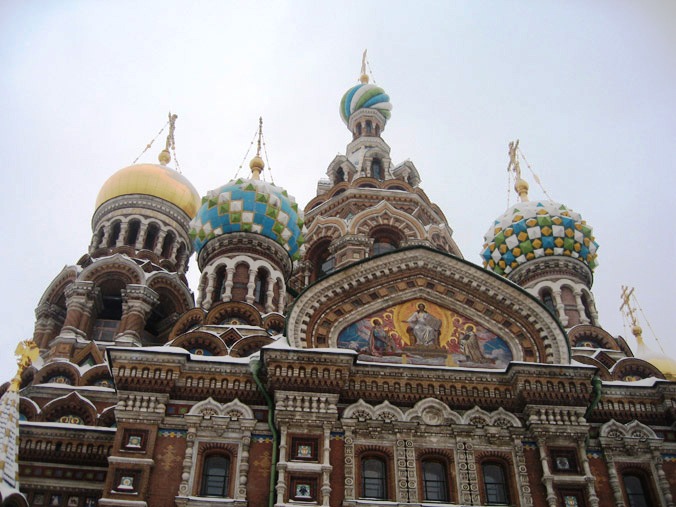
[9,340,39,392]
[159,112,177,165]
[360,49,369,84]
[249,116,265,180]
[620,286,645,344]
[508,140,529,202]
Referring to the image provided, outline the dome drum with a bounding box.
[507,256,593,288]
[196,232,293,277]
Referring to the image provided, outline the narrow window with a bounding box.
[107,221,121,247]
[372,157,383,180]
[422,460,449,502]
[362,457,386,499]
[161,231,175,258]
[144,223,160,250]
[356,123,362,136]
[254,268,268,306]
[623,474,650,507]
[541,287,556,315]
[335,167,345,183]
[581,292,593,323]
[126,220,141,246]
[365,120,373,134]
[483,462,509,505]
[201,455,230,497]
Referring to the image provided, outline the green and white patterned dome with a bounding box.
[189,177,305,261]
[480,200,598,276]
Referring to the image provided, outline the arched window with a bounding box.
[107,221,121,247]
[356,123,362,136]
[422,459,449,502]
[482,462,510,505]
[254,268,269,306]
[161,231,175,258]
[201,455,230,497]
[126,220,141,247]
[212,265,227,303]
[375,124,380,136]
[309,240,334,282]
[371,157,383,180]
[361,456,387,500]
[365,120,373,134]
[144,223,160,250]
[623,473,652,507]
[335,167,345,183]
[540,287,556,315]
[581,292,593,323]
[371,227,402,256]
[94,227,105,249]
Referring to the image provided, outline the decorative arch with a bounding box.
[41,391,98,426]
[350,201,426,239]
[33,362,80,386]
[168,307,207,341]
[610,357,665,381]
[304,216,348,243]
[188,397,254,420]
[37,266,79,306]
[287,247,568,365]
[230,334,274,357]
[600,419,658,441]
[372,400,405,423]
[19,396,41,421]
[405,398,461,425]
[98,405,116,427]
[205,301,263,327]
[81,364,114,388]
[568,324,620,351]
[79,253,145,286]
[171,331,228,357]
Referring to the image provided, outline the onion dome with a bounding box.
[189,178,305,261]
[340,83,392,126]
[95,162,201,218]
[481,200,599,276]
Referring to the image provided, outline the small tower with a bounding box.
[189,118,304,313]
[295,54,460,290]
[481,141,600,329]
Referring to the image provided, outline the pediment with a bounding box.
[286,247,568,365]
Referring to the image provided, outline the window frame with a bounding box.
[421,458,450,502]
[481,461,511,506]
[622,471,654,507]
[360,455,388,500]
[200,453,232,498]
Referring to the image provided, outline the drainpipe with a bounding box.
[250,357,278,507]
[585,375,602,419]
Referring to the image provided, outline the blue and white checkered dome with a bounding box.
[480,200,599,277]
[189,178,305,261]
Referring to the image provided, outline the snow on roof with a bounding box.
[20,420,116,432]
[603,377,664,387]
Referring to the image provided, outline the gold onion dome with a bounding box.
[95,160,201,218]
[634,332,676,381]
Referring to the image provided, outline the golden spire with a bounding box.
[508,140,529,202]
[249,116,265,180]
[159,112,177,166]
[360,49,369,84]
[620,286,643,342]
[9,340,39,392]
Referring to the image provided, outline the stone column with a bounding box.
[61,281,101,339]
[237,421,256,500]
[116,285,159,346]
[275,424,288,502]
[135,223,148,250]
[577,438,599,507]
[33,302,66,349]
[201,271,216,310]
[116,222,129,247]
[536,437,557,507]
[604,454,626,507]
[154,230,167,256]
[553,289,567,326]
[178,422,198,496]
[574,291,590,325]
[222,267,235,302]
[651,445,675,507]
[321,423,332,506]
[245,269,257,304]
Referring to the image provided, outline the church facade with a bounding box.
[2,65,675,507]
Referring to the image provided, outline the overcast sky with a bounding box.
[1,1,674,381]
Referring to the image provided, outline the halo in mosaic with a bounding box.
[189,178,305,260]
[480,200,598,276]
[340,83,392,125]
